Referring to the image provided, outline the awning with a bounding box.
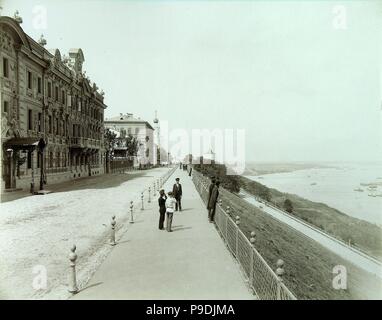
[4,137,46,151]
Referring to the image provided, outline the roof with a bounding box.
[105,114,154,130]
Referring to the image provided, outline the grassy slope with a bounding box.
[218,188,381,300]
[239,176,382,259]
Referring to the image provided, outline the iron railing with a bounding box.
[192,170,297,300]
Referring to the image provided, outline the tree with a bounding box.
[104,128,117,158]
[126,134,139,157]
[284,198,294,213]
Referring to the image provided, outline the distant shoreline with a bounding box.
[243,162,337,176]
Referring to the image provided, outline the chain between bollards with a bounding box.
[68,244,78,293]
[110,215,116,246]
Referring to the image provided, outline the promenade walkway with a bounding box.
[73,167,254,300]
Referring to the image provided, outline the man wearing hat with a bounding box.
[172,177,183,211]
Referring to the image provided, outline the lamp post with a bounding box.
[38,138,46,191]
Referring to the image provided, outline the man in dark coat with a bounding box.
[207,181,220,222]
[207,177,216,209]
[172,178,182,211]
[158,189,167,230]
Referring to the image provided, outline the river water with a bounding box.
[244,162,382,225]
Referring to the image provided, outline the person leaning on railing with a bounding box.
[206,177,216,217]
[207,181,220,223]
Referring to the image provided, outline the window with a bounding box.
[37,77,42,94]
[49,115,52,133]
[3,57,9,78]
[38,113,42,132]
[3,100,9,113]
[56,118,59,135]
[55,86,59,101]
[61,90,65,104]
[27,152,32,169]
[27,71,32,89]
[28,109,33,130]
[57,152,61,167]
[48,82,52,98]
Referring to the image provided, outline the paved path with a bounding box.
[72,168,254,300]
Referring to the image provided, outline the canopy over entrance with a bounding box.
[4,137,46,151]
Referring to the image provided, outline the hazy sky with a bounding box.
[2,0,381,162]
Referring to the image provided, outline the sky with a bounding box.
[1,0,381,163]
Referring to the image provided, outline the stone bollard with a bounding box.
[218,199,223,207]
[110,215,116,246]
[235,216,240,225]
[130,201,134,223]
[276,259,285,300]
[226,206,231,215]
[68,245,78,293]
[148,187,151,203]
[141,192,144,210]
[153,182,156,193]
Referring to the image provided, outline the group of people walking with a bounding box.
[158,177,183,232]
[157,169,220,231]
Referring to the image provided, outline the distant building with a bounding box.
[104,113,155,167]
[0,15,107,191]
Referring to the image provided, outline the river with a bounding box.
[244,162,382,225]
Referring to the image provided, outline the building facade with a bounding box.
[104,113,155,167]
[0,15,107,192]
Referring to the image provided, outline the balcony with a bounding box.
[69,137,84,148]
[83,138,101,149]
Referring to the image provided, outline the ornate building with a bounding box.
[0,15,107,192]
[104,113,155,167]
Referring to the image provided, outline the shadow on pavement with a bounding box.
[1,171,148,203]
[77,282,103,294]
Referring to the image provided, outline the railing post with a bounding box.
[225,206,230,240]
[130,201,134,223]
[249,231,256,287]
[110,215,116,246]
[153,181,156,194]
[141,192,144,210]
[235,216,240,257]
[68,244,78,293]
[276,259,285,300]
[148,187,151,203]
